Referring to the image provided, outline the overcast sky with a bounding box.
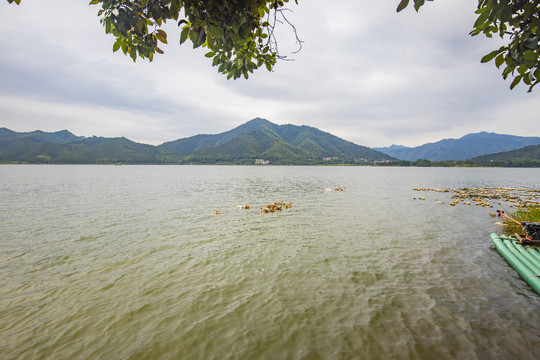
[1,0,538,148]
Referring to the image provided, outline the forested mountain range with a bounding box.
[2,121,539,166]
[0,119,392,164]
[374,132,540,161]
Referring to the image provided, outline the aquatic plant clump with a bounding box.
[500,205,540,236]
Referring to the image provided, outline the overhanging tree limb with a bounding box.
[89,0,301,80]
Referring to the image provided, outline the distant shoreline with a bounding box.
[1,162,539,168]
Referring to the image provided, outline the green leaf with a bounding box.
[510,75,522,89]
[205,51,215,58]
[112,39,121,52]
[481,50,498,63]
[474,11,490,29]
[396,0,409,13]
[524,50,538,62]
[129,47,137,62]
[105,18,112,34]
[534,68,540,81]
[156,29,168,44]
[495,54,505,68]
[193,29,206,48]
[179,28,189,45]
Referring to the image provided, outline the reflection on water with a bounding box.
[1,165,539,359]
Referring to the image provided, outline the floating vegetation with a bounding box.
[412,187,540,208]
[213,201,294,215]
[261,201,293,213]
[325,187,346,191]
[214,201,293,215]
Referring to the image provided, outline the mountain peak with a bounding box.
[245,117,272,125]
[236,117,275,131]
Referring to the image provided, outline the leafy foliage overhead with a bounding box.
[398,0,540,92]
[83,0,300,80]
[8,0,539,90]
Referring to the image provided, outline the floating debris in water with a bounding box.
[261,201,293,213]
[412,187,540,208]
[325,187,346,192]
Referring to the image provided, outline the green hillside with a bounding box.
[161,118,391,164]
[470,144,540,167]
[18,137,179,164]
[0,127,21,140]
[184,130,313,164]
[0,128,82,162]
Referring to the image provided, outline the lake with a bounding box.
[1,165,539,359]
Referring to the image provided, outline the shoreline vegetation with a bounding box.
[499,206,540,236]
[377,159,540,168]
[1,159,540,167]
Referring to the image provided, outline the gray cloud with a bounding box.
[1,0,538,148]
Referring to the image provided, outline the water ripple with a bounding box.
[1,165,539,359]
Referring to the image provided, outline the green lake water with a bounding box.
[1,165,539,359]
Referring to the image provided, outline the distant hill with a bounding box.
[470,144,540,167]
[374,132,540,161]
[159,118,392,164]
[12,137,178,164]
[0,119,392,164]
[0,128,82,162]
[373,144,409,152]
[0,128,81,143]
